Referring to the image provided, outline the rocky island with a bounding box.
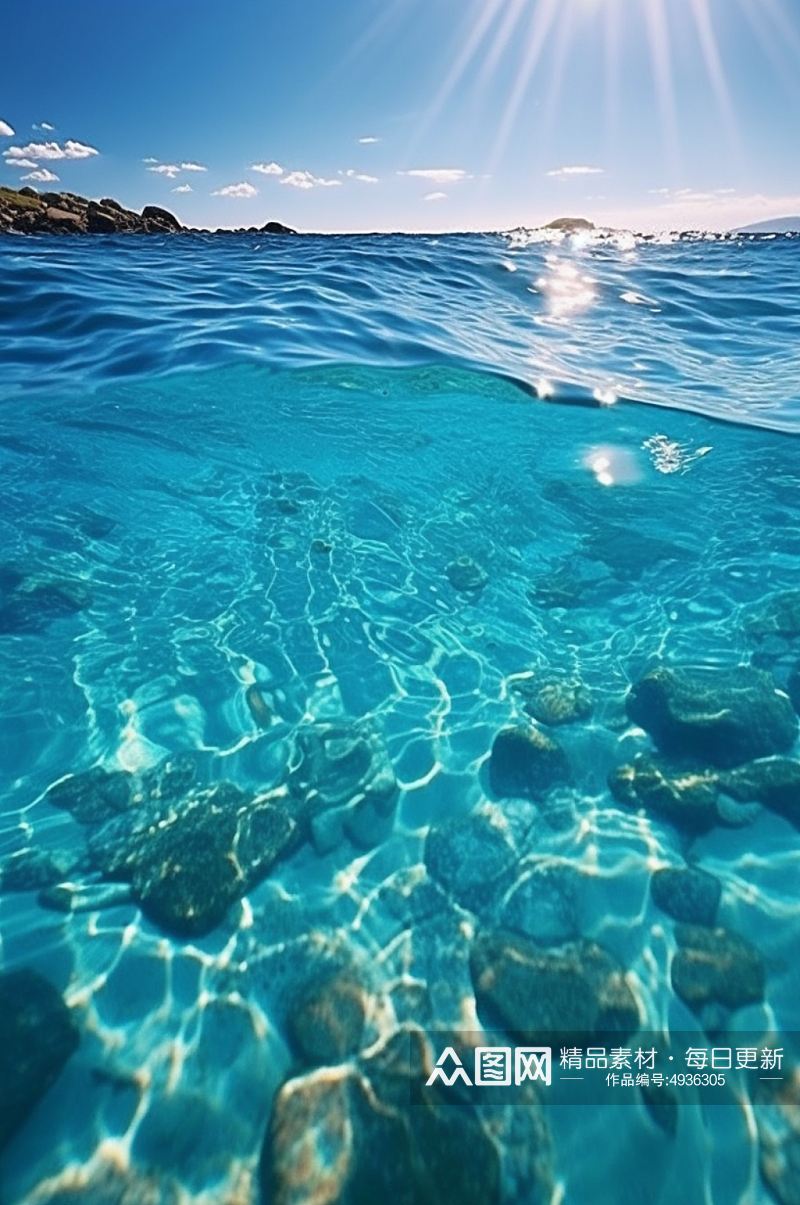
[0,185,296,236]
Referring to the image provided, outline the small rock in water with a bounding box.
[626,664,798,768]
[0,565,93,634]
[489,725,570,800]
[499,859,580,946]
[425,803,518,912]
[512,673,593,726]
[45,766,133,825]
[245,683,273,729]
[470,929,641,1044]
[0,968,79,1152]
[38,880,135,913]
[754,1070,800,1205]
[671,924,765,1015]
[288,972,368,1066]
[719,758,800,828]
[263,1029,520,1205]
[288,718,398,853]
[1,847,80,893]
[650,866,722,926]
[446,555,488,593]
[788,665,800,715]
[583,523,693,579]
[88,782,296,937]
[748,590,800,640]
[608,754,721,833]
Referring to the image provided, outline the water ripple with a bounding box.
[1,230,799,430]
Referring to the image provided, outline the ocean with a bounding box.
[1,226,799,1205]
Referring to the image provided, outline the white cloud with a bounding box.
[547,165,604,178]
[280,170,341,190]
[358,136,380,144]
[148,163,181,178]
[252,161,284,175]
[344,169,378,183]
[212,182,258,198]
[22,168,59,182]
[0,120,15,137]
[180,162,206,172]
[6,158,38,169]
[399,168,468,185]
[172,184,193,193]
[4,139,98,161]
[424,191,447,202]
[33,121,55,132]
[142,157,158,164]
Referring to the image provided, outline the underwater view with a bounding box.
[1,226,800,1205]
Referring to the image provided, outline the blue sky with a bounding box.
[2,0,799,232]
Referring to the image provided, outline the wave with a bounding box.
[1,230,799,432]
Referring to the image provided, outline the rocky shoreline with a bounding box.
[0,184,296,236]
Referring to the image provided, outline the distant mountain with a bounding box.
[734,215,800,234]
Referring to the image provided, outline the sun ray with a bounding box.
[401,0,510,161]
[334,0,424,73]
[642,0,681,174]
[733,0,800,102]
[687,0,741,161]
[540,3,579,162]
[603,0,623,151]
[488,0,562,173]
[475,0,531,93]
[432,0,510,116]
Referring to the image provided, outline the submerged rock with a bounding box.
[425,803,518,912]
[88,782,295,936]
[650,866,722,926]
[583,523,693,579]
[0,564,93,634]
[1,847,80,893]
[263,1029,544,1205]
[754,1068,800,1205]
[608,755,722,833]
[288,718,398,853]
[748,591,800,640]
[788,665,800,715]
[470,929,640,1044]
[0,968,79,1152]
[446,555,488,594]
[45,766,134,825]
[245,683,273,729]
[288,971,368,1066]
[489,725,570,800]
[499,859,580,946]
[718,758,800,828]
[512,674,593,727]
[39,880,135,914]
[626,664,797,768]
[671,924,765,1015]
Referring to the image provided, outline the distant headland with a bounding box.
[0,185,296,236]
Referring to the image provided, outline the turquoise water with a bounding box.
[1,227,800,1204]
